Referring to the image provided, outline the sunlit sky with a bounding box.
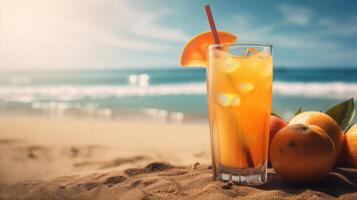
[1,0,357,70]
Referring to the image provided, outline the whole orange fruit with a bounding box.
[269,115,288,146]
[344,124,357,168]
[268,115,287,165]
[289,111,344,160]
[270,124,336,185]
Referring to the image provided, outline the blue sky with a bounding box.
[1,0,357,70]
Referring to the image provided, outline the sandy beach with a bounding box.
[1,115,357,199]
[0,115,210,184]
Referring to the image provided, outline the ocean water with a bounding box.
[0,68,356,122]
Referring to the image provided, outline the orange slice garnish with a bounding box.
[179,31,237,67]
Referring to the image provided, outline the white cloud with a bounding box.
[116,7,187,43]
[278,4,313,26]
[227,15,273,43]
[227,13,334,50]
[0,0,188,70]
[224,13,353,67]
[318,17,357,36]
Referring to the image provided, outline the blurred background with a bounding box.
[1,0,357,185]
[1,0,357,123]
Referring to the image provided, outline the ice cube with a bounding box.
[258,51,269,59]
[217,93,240,107]
[222,56,240,73]
[243,48,259,57]
[238,82,254,96]
[261,69,272,79]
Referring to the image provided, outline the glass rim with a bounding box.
[208,43,273,49]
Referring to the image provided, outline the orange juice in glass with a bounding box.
[207,44,272,185]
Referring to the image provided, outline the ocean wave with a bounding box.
[0,82,356,102]
[0,83,206,102]
[274,81,357,98]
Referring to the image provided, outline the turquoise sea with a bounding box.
[0,68,356,122]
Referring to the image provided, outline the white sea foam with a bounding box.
[0,83,205,102]
[274,81,357,98]
[0,82,356,102]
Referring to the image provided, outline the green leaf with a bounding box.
[345,123,355,132]
[294,107,302,116]
[324,98,355,131]
[271,112,285,120]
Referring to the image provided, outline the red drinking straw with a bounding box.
[204,5,221,45]
[204,4,254,168]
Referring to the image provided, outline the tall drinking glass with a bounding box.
[207,44,273,185]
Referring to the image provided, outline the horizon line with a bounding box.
[1,65,357,72]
